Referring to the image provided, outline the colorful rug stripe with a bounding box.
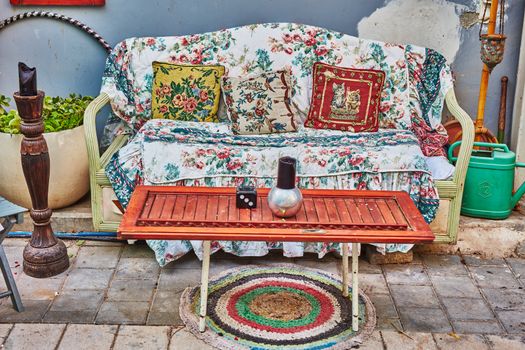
[180,264,376,350]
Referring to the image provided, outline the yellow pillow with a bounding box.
[151,62,225,122]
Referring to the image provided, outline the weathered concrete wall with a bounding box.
[0,0,523,141]
[415,211,525,258]
[358,0,524,144]
[358,0,464,62]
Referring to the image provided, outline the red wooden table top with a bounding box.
[118,186,434,244]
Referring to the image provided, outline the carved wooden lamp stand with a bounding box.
[13,63,69,278]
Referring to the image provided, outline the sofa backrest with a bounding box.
[101,23,453,135]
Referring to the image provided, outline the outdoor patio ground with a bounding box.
[1,238,524,349]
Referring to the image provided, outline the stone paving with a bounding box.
[0,238,524,349]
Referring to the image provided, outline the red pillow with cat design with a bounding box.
[305,62,385,132]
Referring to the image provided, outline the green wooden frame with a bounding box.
[84,89,474,243]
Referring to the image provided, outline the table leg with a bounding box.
[342,243,349,297]
[199,240,211,332]
[352,243,359,332]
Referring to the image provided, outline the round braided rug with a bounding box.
[180,264,376,350]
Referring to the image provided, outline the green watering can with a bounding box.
[449,141,525,219]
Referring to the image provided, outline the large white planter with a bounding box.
[0,125,89,210]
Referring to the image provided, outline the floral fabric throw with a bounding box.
[222,70,296,134]
[101,22,453,156]
[305,62,385,132]
[100,23,455,266]
[106,120,439,266]
[151,62,224,122]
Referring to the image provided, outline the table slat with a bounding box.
[324,198,340,223]
[160,195,177,219]
[172,195,188,221]
[206,195,219,221]
[183,195,198,221]
[149,194,166,219]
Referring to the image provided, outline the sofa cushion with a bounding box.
[151,62,224,122]
[222,70,296,134]
[101,23,452,150]
[304,62,385,132]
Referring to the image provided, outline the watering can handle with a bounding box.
[448,141,510,162]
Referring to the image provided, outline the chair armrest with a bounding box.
[84,93,110,170]
[445,89,474,190]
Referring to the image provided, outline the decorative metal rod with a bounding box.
[13,62,69,278]
[0,11,112,53]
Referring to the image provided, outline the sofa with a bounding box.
[84,23,474,266]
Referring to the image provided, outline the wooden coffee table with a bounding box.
[119,186,434,332]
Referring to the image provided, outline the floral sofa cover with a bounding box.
[102,23,453,266]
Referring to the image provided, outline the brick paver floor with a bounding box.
[1,238,524,349]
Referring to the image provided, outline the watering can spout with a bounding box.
[510,162,525,208]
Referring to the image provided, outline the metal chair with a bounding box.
[0,197,25,312]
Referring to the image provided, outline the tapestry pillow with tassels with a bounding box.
[305,62,385,132]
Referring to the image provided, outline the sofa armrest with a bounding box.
[84,93,111,171]
[445,89,474,190]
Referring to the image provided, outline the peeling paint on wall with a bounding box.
[460,11,480,28]
[357,0,467,62]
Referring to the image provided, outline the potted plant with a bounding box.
[0,94,93,209]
